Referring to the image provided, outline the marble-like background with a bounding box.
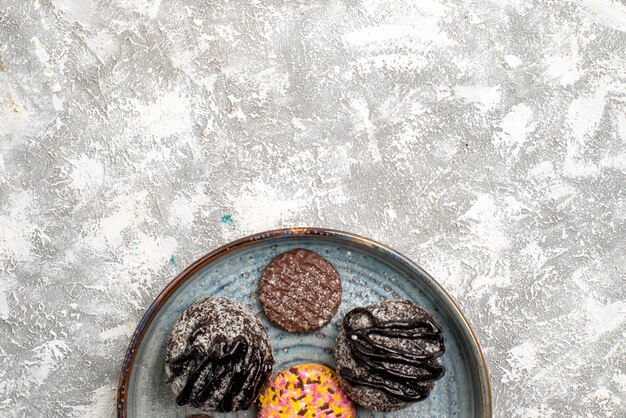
[1,0,625,416]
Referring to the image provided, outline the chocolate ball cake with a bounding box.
[335,300,446,411]
[165,297,274,412]
[259,249,342,333]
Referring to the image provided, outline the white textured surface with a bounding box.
[0,0,625,417]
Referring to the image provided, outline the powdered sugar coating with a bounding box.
[258,363,356,417]
[165,297,273,412]
[335,300,444,411]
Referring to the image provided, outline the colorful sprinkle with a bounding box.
[258,363,356,418]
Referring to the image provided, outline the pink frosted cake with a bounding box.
[258,363,356,417]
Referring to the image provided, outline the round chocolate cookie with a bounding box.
[335,300,445,411]
[165,297,274,412]
[259,249,342,333]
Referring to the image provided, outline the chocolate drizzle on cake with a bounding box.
[166,326,273,412]
[339,307,445,402]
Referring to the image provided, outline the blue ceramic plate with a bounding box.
[118,228,491,417]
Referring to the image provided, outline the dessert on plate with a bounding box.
[259,249,342,333]
[258,363,356,418]
[335,300,446,411]
[165,297,274,412]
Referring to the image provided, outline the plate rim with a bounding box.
[117,227,492,417]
